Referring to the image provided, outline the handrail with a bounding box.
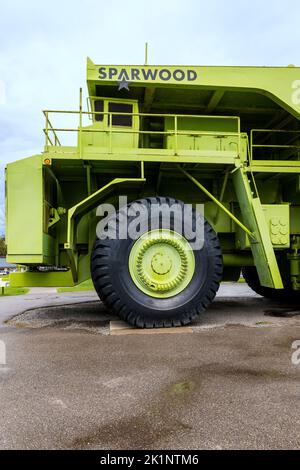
[45,128,240,137]
[43,109,240,119]
[43,111,62,147]
[250,128,300,163]
[43,108,241,156]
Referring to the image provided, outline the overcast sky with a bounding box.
[1,0,300,234]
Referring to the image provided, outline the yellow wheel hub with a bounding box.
[129,229,195,298]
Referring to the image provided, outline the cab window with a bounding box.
[108,102,133,127]
[94,100,104,122]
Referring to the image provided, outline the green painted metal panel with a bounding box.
[87,59,300,118]
[9,270,75,288]
[6,156,44,263]
[46,147,238,164]
[81,97,140,151]
[262,204,290,249]
[164,116,241,155]
[232,167,283,289]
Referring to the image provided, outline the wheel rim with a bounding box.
[128,229,195,298]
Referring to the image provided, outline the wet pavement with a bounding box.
[0,284,300,449]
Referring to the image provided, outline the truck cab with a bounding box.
[81,97,139,150]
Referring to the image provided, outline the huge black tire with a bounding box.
[242,266,300,302]
[91,197,223,328]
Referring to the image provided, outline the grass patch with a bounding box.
[0,287,29,296]
[57,279,94,293]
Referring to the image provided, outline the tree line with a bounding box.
[0,237,7,257]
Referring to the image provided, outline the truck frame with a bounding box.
[5,58,300,327]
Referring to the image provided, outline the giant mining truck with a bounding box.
[5,58,300,327]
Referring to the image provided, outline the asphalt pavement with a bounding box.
[0,283,300,450]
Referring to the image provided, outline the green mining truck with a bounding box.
[5,58,300,327]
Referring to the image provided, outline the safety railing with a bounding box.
[250,129,300,163]
[44,111,62,146]
[43,108,241,157]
